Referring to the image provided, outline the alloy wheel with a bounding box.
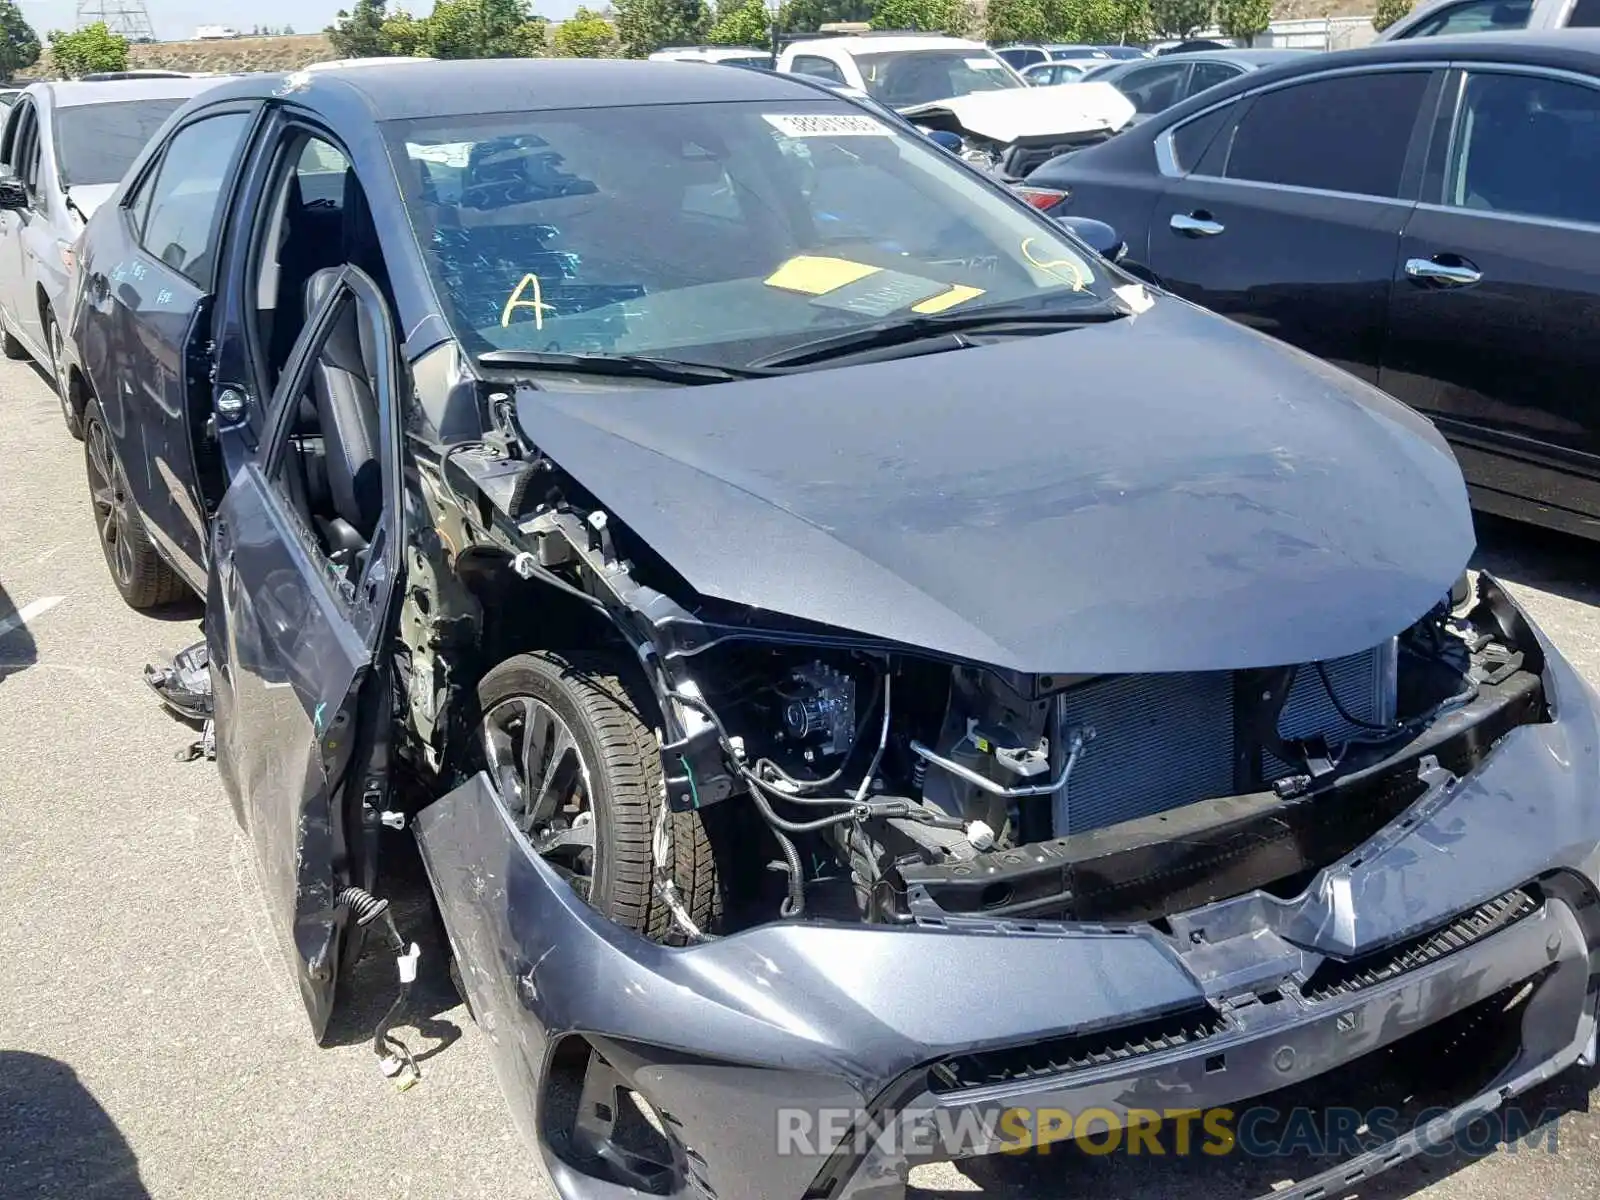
[85,418,135,586]
[481,695,598,896]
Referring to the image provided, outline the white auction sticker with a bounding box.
[763,113,893,137]
[966,57,1006,69]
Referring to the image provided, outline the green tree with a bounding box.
[553,6,618,53]
[613,0,710,57]
[870,0,965,33]
[48,22,127,76]
[1053,0,1136,40]
[328,0,392,55]
[425,0,547,57]
[382,7,431,52]
[707,0,771,46]
[775,0,874,34]
[1372,0,1413,30]
[1147,0,1211,36]
[0,1,41,78]
[985,0,1049,41]
[1215,0,1270,42]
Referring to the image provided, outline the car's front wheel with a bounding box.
[476,650,721,941]
[83,400,187,610]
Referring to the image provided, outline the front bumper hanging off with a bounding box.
[413,614,1600,1200]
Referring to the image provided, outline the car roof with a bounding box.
[1087,29,1600,143]
[203,57,843,122]
[1350,26,1600,60]
[1238,28,1600,79]
[31,75,228,109]
[1127,48,1309,68]
[785,34,986,54]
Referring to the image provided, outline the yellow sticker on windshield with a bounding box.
[765,255,882,296]
[911,284,986,314]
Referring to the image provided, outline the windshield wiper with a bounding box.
[477,349,766,385]
[748,301,1130,371]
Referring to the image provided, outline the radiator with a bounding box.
[1051,640,1397,836]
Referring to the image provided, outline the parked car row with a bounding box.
[5,44,1600,1200]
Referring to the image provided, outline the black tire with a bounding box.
[476,650,721,942]
[83,399,189,610]
[1,323,25,360]
[45,311,83,439]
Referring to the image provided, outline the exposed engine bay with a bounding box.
[397,423,1547,942]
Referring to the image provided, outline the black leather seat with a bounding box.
[303,268,382,547]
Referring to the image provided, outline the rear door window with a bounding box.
[1442,70,1600,225]
[1115,62,1191,114]
[1187,61,1243,97]
[792,55,847,85]
[1569,0,1600,25]
[1223,71,1431,198]
[138,111,253,285]
[1168,102,1236,172]
[1401,0,1532,35]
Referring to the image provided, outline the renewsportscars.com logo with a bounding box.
[774,1104,1563,1160]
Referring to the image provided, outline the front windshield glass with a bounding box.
[387,100,1105,372]
[54,98,186,187]
[854,49,1022,108]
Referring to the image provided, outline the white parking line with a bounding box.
[0,594,64,639]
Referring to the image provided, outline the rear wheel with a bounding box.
[476,650,720,941]
[83,400,188,610]
[46,312,82,439]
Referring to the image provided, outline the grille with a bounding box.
[927,1006,1227,1093]
[1302,887,1538,1003]
[1052,641,1395,836]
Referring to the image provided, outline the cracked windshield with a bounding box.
[389,100,1107,371]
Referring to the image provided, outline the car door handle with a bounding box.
[1170,211,1225,237]
[1405,255,1481,288]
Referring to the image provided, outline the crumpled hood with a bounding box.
[513,298,1474,674]
[900,81,1136,142]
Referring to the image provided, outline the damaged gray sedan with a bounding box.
[70,58,1600,1200]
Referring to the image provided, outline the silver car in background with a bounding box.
[0,75,226,435]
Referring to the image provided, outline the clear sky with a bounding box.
[16,0,586,43]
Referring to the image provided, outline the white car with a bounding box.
[0,75,231,436]
[776,33,1135,178]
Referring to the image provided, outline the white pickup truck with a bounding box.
[776,33,1136,178]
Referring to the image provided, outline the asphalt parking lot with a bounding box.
[3,353,1600,1200]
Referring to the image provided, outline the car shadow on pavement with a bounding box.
[1472,513,1600,609]
[0,1051,151,1199]
[0,579,38,683]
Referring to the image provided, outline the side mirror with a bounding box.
[1054,214,1125,261]
[924,129,963,154]
[0,176,25,210]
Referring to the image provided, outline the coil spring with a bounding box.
[911,758,927,795]
[338,886,390,927]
